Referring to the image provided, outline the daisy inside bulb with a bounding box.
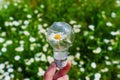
[47,22,74,68]
[49,32,66,43]
[54,34,61,40]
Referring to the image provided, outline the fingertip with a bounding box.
[50,62,57,68]
[61,61,71,71]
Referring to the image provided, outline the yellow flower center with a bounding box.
[54,34,61,40]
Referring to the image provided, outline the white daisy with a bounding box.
[49,32,66,42]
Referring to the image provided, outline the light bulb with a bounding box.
[47,22,74,68]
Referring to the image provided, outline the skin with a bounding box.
[43,61,71,80]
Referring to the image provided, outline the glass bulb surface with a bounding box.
[47,22,74,51]
[47,22,74,68]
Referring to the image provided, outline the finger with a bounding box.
[57,75,69,80]
[53,61,71,80]
[43,62,56,80]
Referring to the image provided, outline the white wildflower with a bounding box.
[4,4,8,9]
[88,25,95,31]
[105,61,112,65]
[40,4,45,8]
[3,72,9,77]
[91,62,96,69]
[47,56,54,63]
[11,27,16,31]
[35,57,40,62]
[6,64,13,68]
[0,75,3,79]
[43,44,49,52]
[0,70,5,75]
[111,12,116,18]
[38,18,42,21]
[68,55,74,61]
[110,31,120,36]
[18,67,22,72]
[85,76,90,80]
[1,47,7,52]
[72,60,78,65]
[106,22,112,27]
[10,74,14,78]
[105,56,109,60]
[8,68,14,73]
[110,39,115,45]
[83,31,89,36]
[25,60,31,66]
[76,47,80,51]
[89,36,94,40]
[94,73,101,80]
[24,78,30,80]
[112,60,119,64]
[30,44,35,51]
[40,54,47,62]
[24,20,29,25]
[13,21,20,26]
[14,3,18,6]
[108,46,112,51]
[21,25,27,29]
[34,10,38,14]
[80,67,85,72]
[37,67,45,76]
[0,38,4,43]
[117,74,120,78]
[24,31,30,36]
[101,67,108,73]
[5,61,9,65]
[4,21,9,26]
[4,75,10,80]
[20,40,24,45]
[103,39,109,44]
[25,58,34,65]
[9,17,14,20]
[9,22,13,26]
[1,32,6,36]
[27,14,32,18]
[0,63,5,70]
[69,20,76,24]
[80,61,84,65]
[14,55,20,61]
[6,40,13,45]
[15,46,24,52]
[93,47,102,54]
[117,65,120,69]
[37,14,42,18]
[43,23,48,27]
[73,25,81,33]
[29,58,34,63]
[116,0,120,6]
[29,37,36,42]
[75,52,80,59]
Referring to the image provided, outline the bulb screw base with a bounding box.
[54,51,68,68]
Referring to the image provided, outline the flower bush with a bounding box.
[0,0,120,80]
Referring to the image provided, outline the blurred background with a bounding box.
[0,0,120,80]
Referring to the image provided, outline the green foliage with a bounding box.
[0,0,120,80]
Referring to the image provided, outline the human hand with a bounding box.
[43,61,71,80]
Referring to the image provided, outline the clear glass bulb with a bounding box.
[47,22,74,68]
